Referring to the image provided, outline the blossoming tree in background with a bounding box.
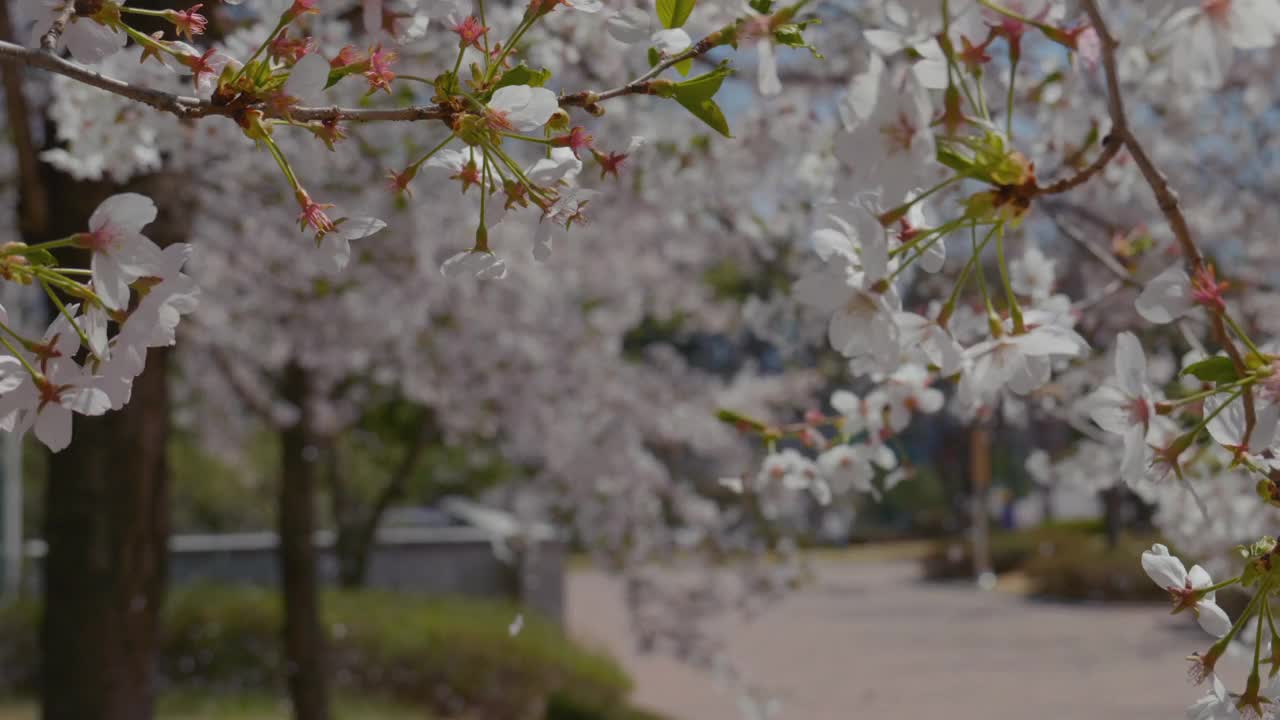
[9,0,1280,718]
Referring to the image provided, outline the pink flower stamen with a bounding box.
[295,190,336,235]
[552,126,594,158]
[169,4,207,42]
[452,16,489,49]
[364,45,397,94]
[1191,264,1229,314]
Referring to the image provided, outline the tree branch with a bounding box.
[40,3,75,53]
[0,25,724,128]
[1083,0,1257,446]
[1036,134,1122,196]
[1080,0,1202,271]
[0,38,452,123]
[559,33,724,109]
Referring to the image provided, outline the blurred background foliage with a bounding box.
[0,588,660,720]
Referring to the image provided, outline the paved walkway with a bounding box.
[568,559,1245,720]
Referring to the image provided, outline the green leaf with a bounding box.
[748,0,773,12]
[25,249,56,267]
[493,63,552,90]
[675,57,692,76]
[433,71,458,98]
[773,23,824,58]
[669,64,734,137]
[647,46,661,67]
[325,65,364,89]
[715,409,766,431]
[1180,356,1239,383]
[656,0,696,28]
[671,63,731,103]
[675,95,731,137]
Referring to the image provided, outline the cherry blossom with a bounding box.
[835,53,935,205]
[1141,544,1233,638]
[22,0,1280,713]
[793,202,901,369]
[1084,332,1160,486]
[1162,0,1280,89]
[1135,265,1195,324]
[75,193,162,311]
[486,85,559,132]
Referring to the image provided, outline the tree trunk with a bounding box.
[969,422,993,582]
[28,162,190,720]
[278,363,331,720]
[1103,485,1124,551]
[41,348,171,720]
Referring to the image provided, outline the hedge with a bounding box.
[0,586,656,720]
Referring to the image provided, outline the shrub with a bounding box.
[920,531,1045,580]
[921,522,1199,603]
[0,587,650,720]
[0,600,37,694]
[1021,533,1169,603]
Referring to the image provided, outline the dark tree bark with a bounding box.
[30,165,190,720]
[1103,485,1125,550]
[41,347,172,720]
[968,422,993,580]
[278,363,331,720]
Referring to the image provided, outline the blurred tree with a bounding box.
[328,400,439,588]
[325,397,512,588]
[168,431,276,533]
[278,364,330,720]
[29,169,190,720]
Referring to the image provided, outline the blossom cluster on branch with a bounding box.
[11,0,1280,715]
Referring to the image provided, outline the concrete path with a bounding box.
[568,559,1245,720]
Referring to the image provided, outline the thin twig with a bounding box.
[0,38,452,122]
[40,2,75,52]
[1083,0,1257,446]
[1036,134,1122,195]
[1045,208,1136,285]
[559,33,723,108]
[1081,0,1202,271]
[0,26,715,125]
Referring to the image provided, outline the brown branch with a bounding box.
[0,39,451,123]
[1036,133,1122,195]
[40,3,75,52]
[1082,0,1256,446]
[559,33,724,109]
[0,24,718,127]
[1081,0,1203,272]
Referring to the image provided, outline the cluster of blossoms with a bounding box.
[698,0,1280,714]
[16,0,834,704]
[0,194,194,450]
[2,0,822,454]
[19,0,1280,715]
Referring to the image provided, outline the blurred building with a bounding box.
[22,497,565,623]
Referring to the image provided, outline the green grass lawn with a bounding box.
[0,694,429,720]
[567,539,936,572]
[803,539,934,564]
